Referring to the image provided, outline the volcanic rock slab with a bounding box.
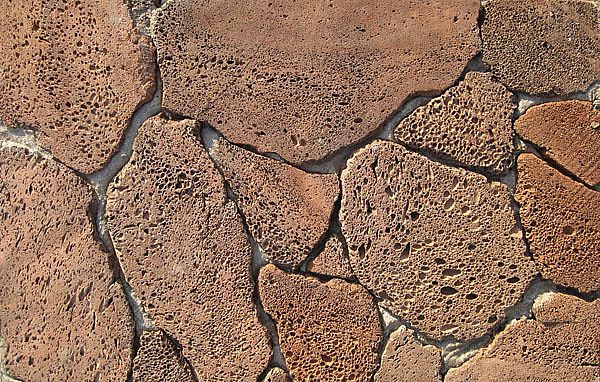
[340,140,536,340]
[132,330,195,382]
[258,264,382,381]
[515,100,600,187]
[153,0,480,164]
[210,137,338,268]
[262,367,291,382]
[481,0,600,95]
[0,146,133,381]
[106,117,271,380]
[307,234,355,280]
[515,154,600,293]
[394,72,516,174]
[0,0,156,174]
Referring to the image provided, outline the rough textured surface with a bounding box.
[258,264,382,381]
[394,72,516,174]
[106,117,271,380]
[127,0,158,35]
[375,326,442,382]
[210,137,339,268]
[0,0,156,174]
[307,234,355,280]
[132,330,195,382]
[515,100,600,187]
[153,0,480,164]
[515,154,600,293]
[481,0,600,95]
[446,293,600,382]
[340,140,536,340]
[0,146,133,381]
[262,367,291,382]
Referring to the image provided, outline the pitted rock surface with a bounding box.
[0,146,133,381]
[515,100,600,187]
[307,234,355,280]
[0,0,156,174]
[258,264,382,381]
[340,140,536,340]
[210,137,339,268]
[106,117,271,380]
[481,0,600,95]
[394,72,516,175]
[153,0,480,165]
[262,367,291,382]
[445,293,600,382]
[515,154,600,293]
[132,330,195,382]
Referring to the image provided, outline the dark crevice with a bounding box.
[158,330,200,382]
[514,81,598,117]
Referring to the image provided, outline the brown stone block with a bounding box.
[307,234,355,280]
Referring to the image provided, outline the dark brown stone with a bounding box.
[307,234,355,280]
[132,330,195,382]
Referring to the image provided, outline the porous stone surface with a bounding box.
[445,293,600,382]
[375,326,442,382]
[394,72,516,174]
[340,140,536,340]
[153,0,480,164]
[106,117,271,380]
[0,0,156,174]
[307,234,355,280]
[210,137,339,268]
[132,330,195,382]
[515,154,600,293]
[0,146,133,381]
[262,367,291,382]
[481,0,600,95]
[258,264,382,381]
[515,100,600,187]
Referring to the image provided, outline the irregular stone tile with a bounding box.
[445,293,600,382]
[210,137,338,268]
[132,330,195,382]
[375,326,442,382]
[153,0,480,165]
[394,72,516,175]
[340,140,536,340]
[0,0,156,174]
[106,117,271,380]
[515,100,600,187]
[515,154,600,293]
[481,0,600,95]
[262,367,291,382]
[258,264,382,381]
[0,146,133,381]
[307,234,355,280]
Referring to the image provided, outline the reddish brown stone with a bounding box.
[258,264,382,381]
[340,140,536,340]
[0,146,133,381]
[515,100,600,187]
[515,154,600,293]
[132,330,195,382]
[262,367,291,382]
[0,0,156,174]
[394,72,516,174]
[106,117,271,380]
[307,234,355,280]
[153,0,479,164]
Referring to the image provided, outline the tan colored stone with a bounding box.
[481,0,600,95]
[258,264,382,381]
[307,234,355,280]
[210,137,338,268]
[0,0,156,174]
[153,0,479,164]
[262,367,291,382]
[394,72,516,174]
[515,154,600,293]
[0,146,133,381]
[515,100,600,187]
[132,330,195,382]
[340,140,536,340]
[106,117,271,380]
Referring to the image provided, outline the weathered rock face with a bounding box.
[307,234,355,280]
[132,330,195,382]
[481,0,600,95]
[262,367,291,382]
[340,141,536,340]
[515,100,600,187]
[153,0,480,164]
[0,0,156,174]
[445,293,600,382]
[394,72,516,175]
[515,154,600,293]
[210,137,339,268]
[0,146,133,381]
[106,117,271,380]
[258,264,382,381]
[375,326,442,382]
